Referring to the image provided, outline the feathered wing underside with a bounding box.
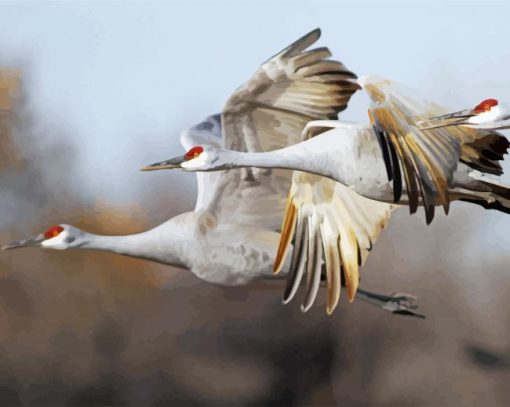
[263,80,397,314]
[222,28,360,153]
[275,171,395,315]
[363,77,509,224]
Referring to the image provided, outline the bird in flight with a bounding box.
[1,30,421,316]
[420,98,510,130]
[144,55,510,314]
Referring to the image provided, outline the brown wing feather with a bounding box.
[322,222,341,315]
[365,77,509,224]
[274,194,297,275]
[222,29,360,153]
[365,79,461,224]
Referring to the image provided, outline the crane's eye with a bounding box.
[184,146,204,161]
[474,98,498,114]
[44,225,64,239]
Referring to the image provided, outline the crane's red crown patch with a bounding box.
[184,146,204,160]
[474,98,498,114]
[44,225,64,239]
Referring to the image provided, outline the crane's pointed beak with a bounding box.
[140,156,185,171]
[418,108,475,130]
[1,234,45,251]
[429,108,476,121]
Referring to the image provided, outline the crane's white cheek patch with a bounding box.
[41,231,70,250]
[470,107,502,124]
[181,152,208,169]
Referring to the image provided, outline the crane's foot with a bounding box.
[356,288,426,319]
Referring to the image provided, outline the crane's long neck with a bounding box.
[228,145,340,180]
[222,126,392,201]
[77,214,195,268]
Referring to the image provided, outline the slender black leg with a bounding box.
[356,287,426,319]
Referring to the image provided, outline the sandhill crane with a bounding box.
[144,75,510,314]
[1,30,422,316]
[421,98,510,130]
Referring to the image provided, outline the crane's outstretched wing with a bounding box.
[274,135,395,314]
[201,29,360,227]
[363,76,508,224]
[222,28,360,153]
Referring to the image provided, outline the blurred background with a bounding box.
[1,1,510,406]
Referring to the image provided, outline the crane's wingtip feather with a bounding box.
[301,28,321,41]
[300,303,312,313]
[273,196,297,274]
[311,27,321,36]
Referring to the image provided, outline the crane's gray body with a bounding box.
[79,212,282,285]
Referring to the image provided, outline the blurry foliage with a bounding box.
[0,67,22,170]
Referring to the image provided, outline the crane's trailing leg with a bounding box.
[356,288,425,319]
[260,275,425,318]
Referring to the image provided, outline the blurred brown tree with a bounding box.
[0,67,21,169]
